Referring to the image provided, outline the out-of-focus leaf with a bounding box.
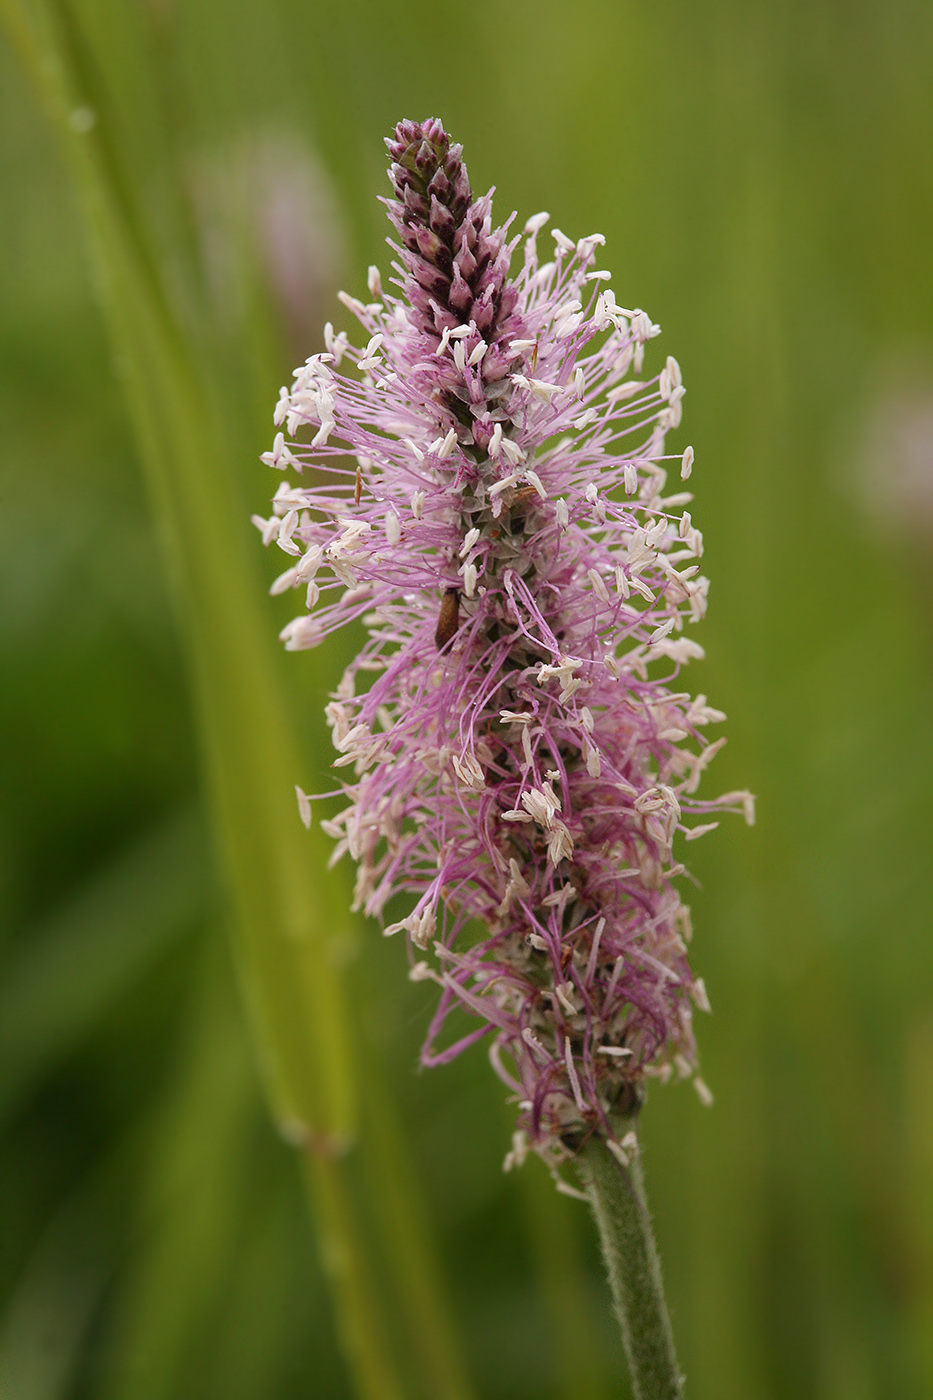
[516,1159,612,1400]
[98,933,264,1400]
[0,807,207,1125]
[0,1167,113,1400]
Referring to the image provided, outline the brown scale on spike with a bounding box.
[435,587,460,649]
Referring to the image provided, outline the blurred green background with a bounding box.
[2,1,932,1397]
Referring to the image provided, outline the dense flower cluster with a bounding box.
[255,119,753,1168]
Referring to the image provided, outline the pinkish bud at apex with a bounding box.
[383,118,524,428]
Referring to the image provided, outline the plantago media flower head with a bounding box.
[256,119,754,1167]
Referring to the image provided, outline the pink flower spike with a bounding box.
[261,118,752,1166]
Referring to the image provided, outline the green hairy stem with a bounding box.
[577,1133,685,1400]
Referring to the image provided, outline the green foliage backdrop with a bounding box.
[2,2,932,1398]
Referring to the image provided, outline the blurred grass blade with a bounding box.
[517,1161,611,1400]
[99,932,268,1400]
[0,1174,112,1400]
[22,0,356,1146]
[0,807,206,1127]
[359,1068,477,1400]
[0,2,423,1396]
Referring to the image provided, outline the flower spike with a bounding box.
[258,118,753,1170]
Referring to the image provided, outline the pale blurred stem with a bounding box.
[0,4,480,1399]
[302,1149,406,1400]
[576,1134,684,1400]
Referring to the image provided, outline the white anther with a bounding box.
[564,1037,586,1112]
[430,428,457,460]
[269,566,298,595]
[693,978,712,1013]
[489,471,520,497]
[587,567,610,604]
[606,1139,631,1168]
[521,1028,547,1057]
[577,232,606,260]
[607,380,645,404]
[499,438,525,466]
[523,211,550,236]
[556,984,578,1017]
[523,469,547,500]
[694,1078,714,1107]
[521,726,534,766]
[452,753,485,790]
[295,786,312,829]
[512,375,561,404]
[337,291,366,317]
